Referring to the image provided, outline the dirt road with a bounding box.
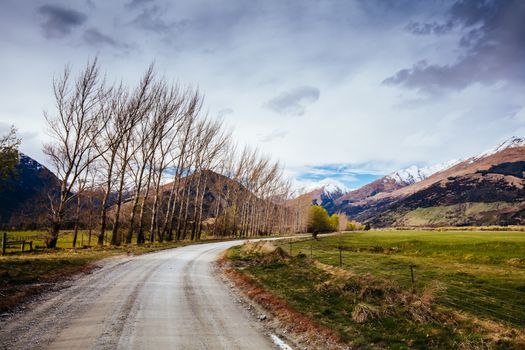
[0,240,283,350]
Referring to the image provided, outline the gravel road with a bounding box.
[0,240,282,350]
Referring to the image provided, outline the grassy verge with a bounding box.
[224,231,525,349]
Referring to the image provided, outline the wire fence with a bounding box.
[281,237,525,328]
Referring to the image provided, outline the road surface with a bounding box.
[0,240,283,350]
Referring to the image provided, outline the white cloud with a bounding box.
[0,0,523,187]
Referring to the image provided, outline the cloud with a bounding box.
[217,108,234,118]
[405,21,454,35]
[0,122,14,136]
[131,6,175,33]
[259,129,288,143]
[83,28,119,47]
[289,163,384,192]
[4,0,524,190]
[37,4,87,39]
[265,86,320,116]
[384,0,525,92]
[126,0,155,9]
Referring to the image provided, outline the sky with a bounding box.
[1,0,524,192]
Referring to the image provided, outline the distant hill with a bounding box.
[336,137,525,227]
[116,168,260,229]
[0,153,261,230]
[289,184,346,215]
[296,161,461,216]
[0,153,59,228]
[335,160,461,207]
[6,137,525,230]
[160,169,254,220]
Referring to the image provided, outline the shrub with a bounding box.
[307,205,334,238]
[329,214,339,232]
[346,220,368,231]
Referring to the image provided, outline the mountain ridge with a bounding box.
[0,152,60,228]
[297,136,525,227]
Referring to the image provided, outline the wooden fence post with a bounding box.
[2,232,6,256]
[410,265,415,289]
[22,240,25,252]
[339,246,343,267]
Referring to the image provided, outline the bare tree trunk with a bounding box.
[98,156,115,246]
[72,193,82,248]
[149,171,162,243]
[196,170,210,239]
[190,169,203,240]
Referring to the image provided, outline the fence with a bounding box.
[281,237,525,328]
[1,232,39,255]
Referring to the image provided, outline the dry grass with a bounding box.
[226,239,525,349]
[222,267,350,350]
[351,303,380,323]
[220,242,350,350]
[315,260,444,325]
[451,311,525,345]
[239,241,289,262]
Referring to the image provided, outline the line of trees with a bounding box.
[43,60,306,248]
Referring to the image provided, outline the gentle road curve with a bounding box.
[0,240,280,350]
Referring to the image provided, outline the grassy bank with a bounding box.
[225,230,525,349]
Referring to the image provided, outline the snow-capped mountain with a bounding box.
[294,178,350,195]
[19,153,46,171]
[471,136,525,162]
[387,159,461,185]
[333,135,525,227]
[319,183,348,197]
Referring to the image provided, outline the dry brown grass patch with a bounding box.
[222,264,349,350]
[351,302,381,323]
[452,310,525,345]
[240,241,289,259]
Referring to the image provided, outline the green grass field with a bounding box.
[1,229,140,252]
[226,230,525,349]
[286,230,525,324]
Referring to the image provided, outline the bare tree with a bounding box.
[42,60,302,247]
[147,83,191,242]
[110,67,155,245]
[95,83,127,246]
[125,100,158,244]
[43,59,107,248]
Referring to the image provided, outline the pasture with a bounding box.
[227,230,525,349]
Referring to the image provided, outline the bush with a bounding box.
[329,214,339,232]
[307,205,339,238]
[346,220,365,231]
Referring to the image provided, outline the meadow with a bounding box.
[2,230,106,252]
[226,230,525,349]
